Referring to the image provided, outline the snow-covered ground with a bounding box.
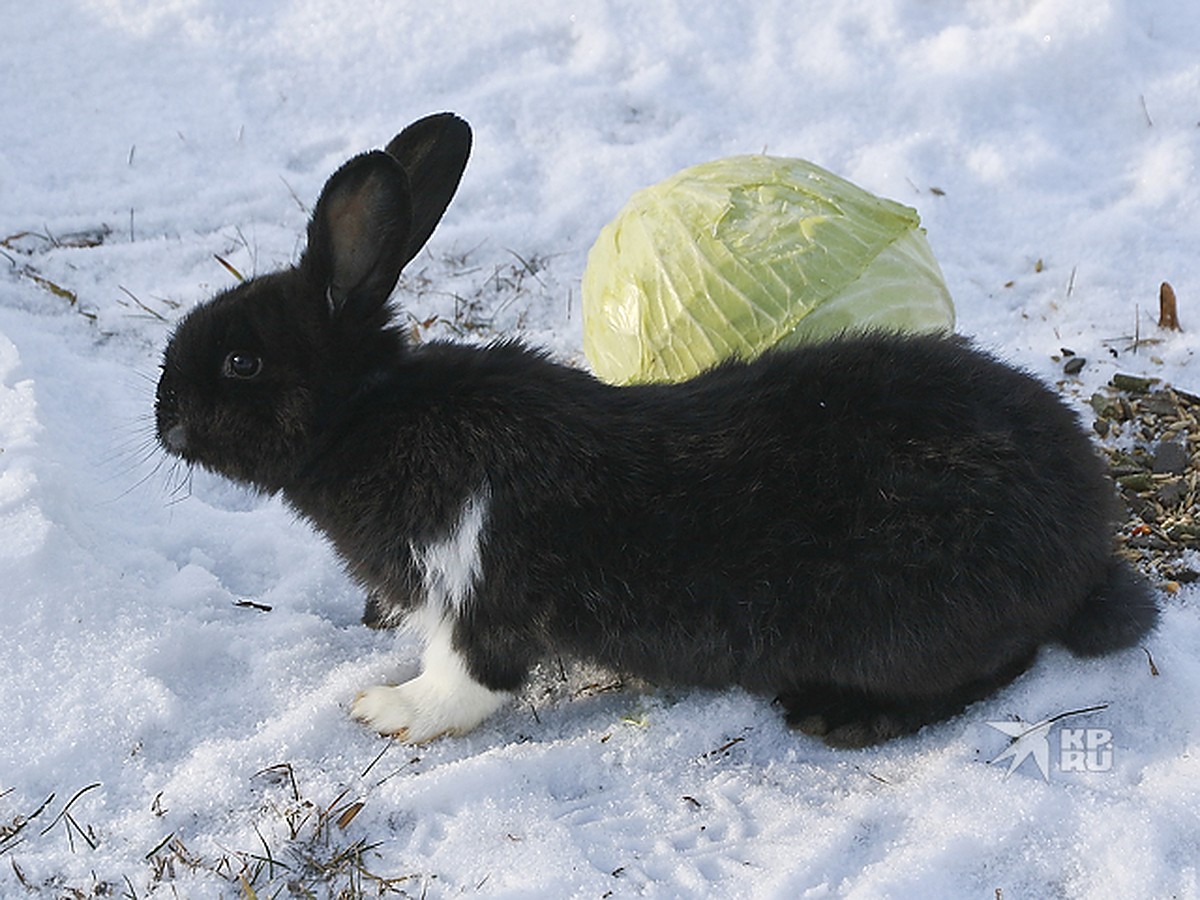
[2,1,1198,896]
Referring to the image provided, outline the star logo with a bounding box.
[986,716,1055,780]
[986,704,1109,781]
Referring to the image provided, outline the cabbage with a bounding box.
[582,155,955,384]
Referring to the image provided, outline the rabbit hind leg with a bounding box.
[777,651,1036,749]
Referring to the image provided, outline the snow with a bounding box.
[2,0,1198,896]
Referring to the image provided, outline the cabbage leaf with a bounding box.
[582,155,955,384]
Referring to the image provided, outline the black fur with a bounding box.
[156,114,1159,746]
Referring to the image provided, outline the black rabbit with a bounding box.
[155,113,1159,747]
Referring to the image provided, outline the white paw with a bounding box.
[351,674,509,742]
[351,623,511,742]
[352,680,448,742]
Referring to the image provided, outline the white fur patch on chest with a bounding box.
[411,488,490,616]
[353,488,506,742]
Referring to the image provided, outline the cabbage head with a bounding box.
[582,155,955,384]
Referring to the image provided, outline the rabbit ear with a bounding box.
[303,150,413,319]
[384,113,472,267]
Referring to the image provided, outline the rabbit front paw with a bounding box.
[351,642,511,742]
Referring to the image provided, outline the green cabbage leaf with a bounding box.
[582,155,955,384]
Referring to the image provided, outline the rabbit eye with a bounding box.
[223,352,263,380]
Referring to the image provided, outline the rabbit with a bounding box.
[155,112,1160,748]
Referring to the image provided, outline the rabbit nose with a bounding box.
[162,423,189,454]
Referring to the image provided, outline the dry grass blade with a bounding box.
[253,763,300,802]
[1158,282,1182,331]
[0,792,56,856]
[10,859,31,887]
[18,266,77,303]
[233,598,273,612]
[215,254,246,283]
[38,783,100,838]
[238,872,259,899]
[359,741,392,779]
[119,285,168,322]
[34,784,101,854]
[1144,648,1161,677]
[1,229,39,249]
[335,802,365,830]
[144,832,175,860]
[701,736,745,759]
